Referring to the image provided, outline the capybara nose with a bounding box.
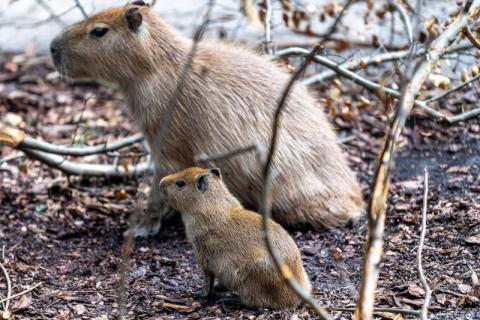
[50,37,62,64]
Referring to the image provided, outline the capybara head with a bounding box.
[50,1,166,82]
[159,167,224,213]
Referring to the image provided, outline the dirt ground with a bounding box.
[0,53,479,320]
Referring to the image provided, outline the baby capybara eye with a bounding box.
[175,180,186,188]
[90,27,109,38]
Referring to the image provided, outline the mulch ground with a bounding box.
[0,53,479,320]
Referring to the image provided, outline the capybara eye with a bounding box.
[175,180,186,188]
[90,27,109,38]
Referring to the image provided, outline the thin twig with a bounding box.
[424,73,480,104]
[116,3,216,318]
[17,133,144,156]
[327,306,420,316]
[418,167,431,320]
[263,0,275,55]
[22,149,151,177]
[117,221,136,320]
[73,0,88,18]
[260,44,332,320]
[154,0,215,147]
[36,0,67,27]
[319,0,355,46]
[463,24,480,50]
[0,263,12,312]
[388,0,414,57]
[0,282,42,305]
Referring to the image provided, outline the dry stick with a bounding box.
[19,133,144,156]
[318,0,356,46]
[0,263,12,313]
[117,218,136,320]
[277,47,480,124]
[424,73,480,104]
[418,167,431,320]
[327,306,420,316]
[463,24,480,49]
[73,0,88,18]
[36,0,67,27]
[22,149,151,177]
[263,0,275,55]
[154,0,215,147]
[355,3,480,319]
[260,45,332,320]
[0,282,43,305]
[388,0,413,56]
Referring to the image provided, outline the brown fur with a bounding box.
[50,3,364,236]
[159,167,312,308]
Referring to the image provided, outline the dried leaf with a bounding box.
[115,189,128,199]
[333,39,350,52]
[72,303,86,315]
[408,283,425,297]
[446,166,469,174]
[458,283,472,294]
[12,295,31,311]
[0,128,26,147]
[163,302,197,313]
[465,234,480,245]
[429,74,451,90]
[242,0,263,29]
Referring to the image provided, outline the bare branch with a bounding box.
[463,25,480,49]
[36,0,67,27]
[16,133,144,156]
[259,44,332,320]
[418,167,431,320]
[355,3,480,318]
[327,306,420,316]
[263,0,275,55]
[154,0,215,148]
[73,0,88,18]
[319,0,356,46]
[424,73,480,104]
[388,0,414,55]
[0,282,42,305]
[22,149,151,177]
[0,262,12,314]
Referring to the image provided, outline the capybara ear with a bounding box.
[210,168,221,179]
[125,7,143,33]
[196,173,212,193]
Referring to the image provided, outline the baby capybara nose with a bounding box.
[50,37,62,64]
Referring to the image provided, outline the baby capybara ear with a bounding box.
[210,168,221,179]
[196,173,212,193]
[125,7,143,32]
